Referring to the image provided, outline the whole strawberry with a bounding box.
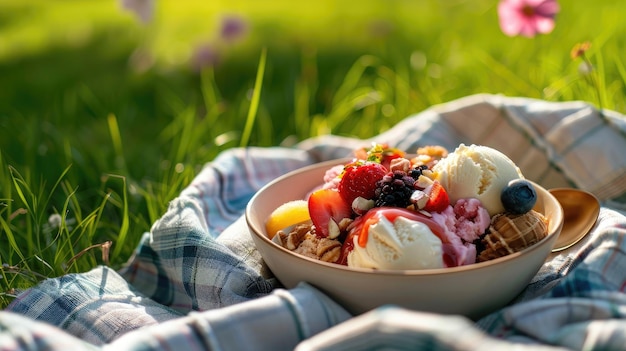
[338,162,388,206]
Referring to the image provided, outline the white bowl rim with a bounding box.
[245,158,564,277]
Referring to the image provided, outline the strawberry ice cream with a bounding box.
[322,164,344,190]
[432,198,491,243]
[429,198,491,266]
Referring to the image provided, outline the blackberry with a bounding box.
[374,170,416,208]
[409,164,429,179]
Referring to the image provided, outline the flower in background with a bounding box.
[498,0,560,37]
[191,43,221,71]
[189,15,248,72]
[220,15,248,42]
[571,42,594,75]
[119,0,155,24]
[571,41,591,60]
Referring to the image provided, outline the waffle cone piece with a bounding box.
[478,210,548,262]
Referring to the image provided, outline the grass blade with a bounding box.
[107,113,126,171]
[0,216,28,269]
[240,47,267,147]
[105,174,130,260]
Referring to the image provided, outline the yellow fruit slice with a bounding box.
[265,200,311,239]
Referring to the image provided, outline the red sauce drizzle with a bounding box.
[357,207,448,247]
[336,207,457,267]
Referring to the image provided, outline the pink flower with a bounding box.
[498,0,560,37]
[220,15,248,42]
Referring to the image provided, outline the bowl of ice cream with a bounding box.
[245,144,564,320]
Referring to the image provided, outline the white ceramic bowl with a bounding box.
[245,158,564,320]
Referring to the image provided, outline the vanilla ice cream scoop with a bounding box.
[433,144,523,216]
[347,215,445,270]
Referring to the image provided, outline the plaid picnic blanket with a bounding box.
[3,94,626,350]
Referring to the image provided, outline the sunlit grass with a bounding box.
[1,0,626,308]
[0,0,136,62]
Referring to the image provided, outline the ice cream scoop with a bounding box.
[347,215,445,270]
[433,144,523,216]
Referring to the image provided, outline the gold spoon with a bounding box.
[549,188,600,252]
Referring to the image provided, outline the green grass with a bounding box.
[1,0,626,308]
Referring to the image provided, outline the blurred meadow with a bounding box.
[1,0,626,308]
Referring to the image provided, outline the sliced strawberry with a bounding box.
[337,162,387,206]
[423,181,450,213]
[308,188,353,238]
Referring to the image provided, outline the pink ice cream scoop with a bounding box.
[322,164,344,190]
[431,198,490,265]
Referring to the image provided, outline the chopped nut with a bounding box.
[269,212,346,264]
[316,238,342,262]
[271,232,286,246]
[418,209,432,217]
[352,196,375,215]
[278,224,310,250]
[328,219,341,239]
[415,175,434,189]
[337,217,353,231]
[410,190,429,209]
[389,158,411,172]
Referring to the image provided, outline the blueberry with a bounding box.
[500,179,537,214]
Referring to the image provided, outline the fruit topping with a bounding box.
[500,179,537,214]
[338,162,388,206]
[373,170,417,208]
[266,200,311,239]
[423,181,450,213]
[308,188,353,238]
